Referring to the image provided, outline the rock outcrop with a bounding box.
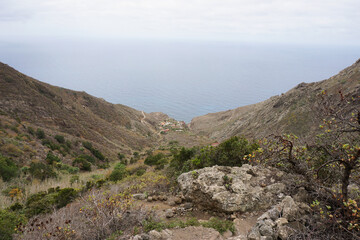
[177,165,288,213]
[247,196,311,240]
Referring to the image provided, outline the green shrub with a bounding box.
[0,209,26,240]
[24,188,77,217]
[117,153,125,160]
[82,141,105,160]
[27,126,35,135]
[144,153,165,166]
[72,157,92,171]
[109,163,127,182]
[0,155,18,181]
[29,162,57,180]
[45,151,61,165]
[24,191,54,217]
[70,175,80,185]
[55,188,78,208]
[202,217,235,234]
[56,163,79,174]
[41,139,60,151]
[35,128,45,139]
[82,141,93,150]
[54,135,65,144]
[77,154,95,164]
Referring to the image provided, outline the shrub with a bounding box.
[117,153,125,160]
[55,188,78,208]
[0,209,26,240]
[25,188,78,217]
[29,162,57,180]
[82,141,105,160]
[0,155,18,181]
[35,128,45,139]
[27,126,35,135]
[56,163,79,174]
[144,153,166,166]
[77,154,96,164]
[109,163,127,182]
[72,157,92,171]
[70,175,80,185]
[54,135,65,144]
[45,151,61,165]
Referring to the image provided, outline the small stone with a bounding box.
[259,224,273,236]
[133,193,146,200]
[168,200,176,206]
[268,206,281,220]
[247,228,261,240]
[183,202,193,209]
[149,230,162,239]
[222,229,233,238]
[165,209,174,218]
[174,197,182,204]
[277,225,294,240]
[147,196,153,202]
[275,218,288,226]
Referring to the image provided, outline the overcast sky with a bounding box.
[1,0,360,45]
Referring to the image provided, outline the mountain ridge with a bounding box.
[189,58,360,141]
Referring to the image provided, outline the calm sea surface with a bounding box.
[1,39,359,122]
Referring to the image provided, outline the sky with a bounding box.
[1,0,360,45]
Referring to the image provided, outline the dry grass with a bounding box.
[14,189,149,240]
[0,168,112,209]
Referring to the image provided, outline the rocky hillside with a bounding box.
[0,62,160,156]
[190,59,360,141]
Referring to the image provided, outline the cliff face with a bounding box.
[189,59,360,141]
[0,62,159,153]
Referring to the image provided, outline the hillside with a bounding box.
[190,58,360,141]
[0,62,160,156]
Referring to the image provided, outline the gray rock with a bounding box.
[149,230,162,239]
[133,193,146,200]
[247,228,261,240]
[259,224,273,236]
[177,165,287,213]
[222,229,233,238]
[183,202,193,209]
[275,218,288,226]
[277,225,295,240]
[165,209,174,218]
[281,196,300,221]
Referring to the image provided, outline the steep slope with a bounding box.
[0,62,159,155]
[190,59,360,141]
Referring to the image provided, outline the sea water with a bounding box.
[1,39,359,122]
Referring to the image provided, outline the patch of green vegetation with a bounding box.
[72,157,92,171]
[82,141,105,160]
[0,209,26,240]
[170,136,258,174]
[29,162,57,180]
[24,187,78,217]
[45,151,61,165]
[0,154,19,182]
[35,128,45,139]
[109,163,127,182]
[54,135,65,144]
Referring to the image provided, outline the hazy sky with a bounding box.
[1,0,360,45]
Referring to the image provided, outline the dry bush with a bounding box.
[15,189,149,240]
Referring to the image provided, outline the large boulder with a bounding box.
[177,165,287,213]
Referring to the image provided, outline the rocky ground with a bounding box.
[128,164,312,240]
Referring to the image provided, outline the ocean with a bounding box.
[1,39,359,122]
